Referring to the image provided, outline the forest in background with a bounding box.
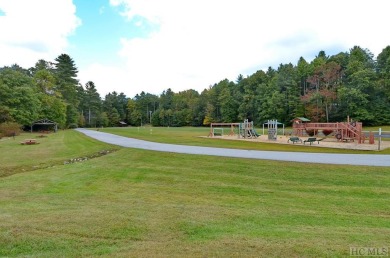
[1,45,390,130]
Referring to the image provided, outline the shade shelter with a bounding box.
[119,121,127,127]
[30,118,58,133]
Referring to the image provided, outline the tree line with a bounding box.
[1,45,390,130]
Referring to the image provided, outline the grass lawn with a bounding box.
[0,129,389,257]
[0,130,120,177]
[100,126,390,154]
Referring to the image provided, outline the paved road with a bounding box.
[76,129,390,167]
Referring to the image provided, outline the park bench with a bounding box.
[287,136,302,144]
[303,137,321,145]
[20,139,39,145]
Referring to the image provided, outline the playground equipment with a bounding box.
[208,120,260,139]
[292,117,365,143]
[267,119,278,141]
[262,121,285,136]
[208,123,240,137]
[239,119,259,139]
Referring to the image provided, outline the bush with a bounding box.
[322,129,333,136]
[305,129,318,136]
[0,122,22,137]
[68,123,78,129]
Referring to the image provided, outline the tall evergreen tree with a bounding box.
[82,81,102,127]
[54,54,80,126]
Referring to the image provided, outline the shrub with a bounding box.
[322,129,333,136]
[68,123,78,129]
[0,122,22,137]
[305,129,318,136]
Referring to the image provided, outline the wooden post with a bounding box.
[209,123,213,137]
[369,131,375,144]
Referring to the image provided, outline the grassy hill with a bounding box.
[0,129,389,257]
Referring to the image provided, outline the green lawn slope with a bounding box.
[0,129,389,257]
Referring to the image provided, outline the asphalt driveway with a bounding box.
[76,128,390,167]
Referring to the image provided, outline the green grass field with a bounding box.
[100,126,390,154]
[0,129,389,257]
[0,130,120,178]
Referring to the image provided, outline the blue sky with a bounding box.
[69,0,124,67]
[69,0,140,67]
[1,0,390,98]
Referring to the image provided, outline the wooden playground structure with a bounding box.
[207,116,380,147]
[205,117,388,150]
[292,117,367,143]
[208,123,240,137]
[208,119,260,139]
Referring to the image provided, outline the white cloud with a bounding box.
[0,0,80,68]
[87,0,390,98]
[78,63,133,96]
[2,0,390,99]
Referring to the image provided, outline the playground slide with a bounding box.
[251,129,260,137]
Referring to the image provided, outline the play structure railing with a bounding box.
[303,123,353,129]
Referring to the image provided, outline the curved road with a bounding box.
[76,129,390,167]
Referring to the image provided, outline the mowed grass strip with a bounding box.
[100,126,390,154]
[0,132,389,257]
[0,130,120,177]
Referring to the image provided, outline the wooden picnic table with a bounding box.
[21,139,39,145]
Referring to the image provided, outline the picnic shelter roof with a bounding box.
[292,117,311,122]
